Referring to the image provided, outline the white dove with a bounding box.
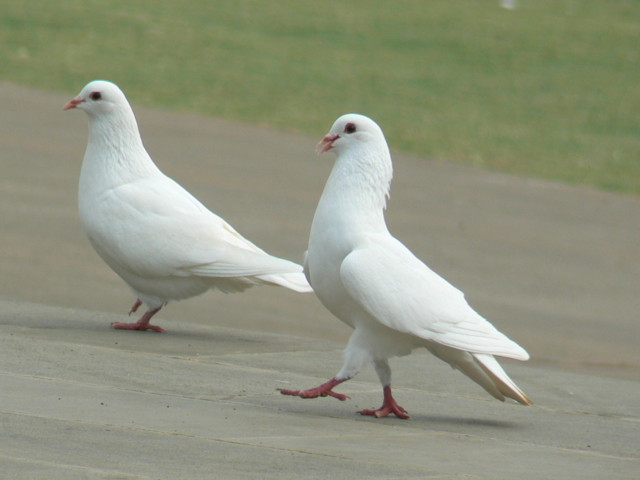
[64,80,311,332]
[279,114,531,418]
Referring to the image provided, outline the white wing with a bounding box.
[339,235,528,360]
[85,175,304,279]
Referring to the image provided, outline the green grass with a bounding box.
[1,0,638,193]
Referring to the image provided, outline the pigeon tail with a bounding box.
[256,272,313,293]
[426,342,531,405]
[473,353,532,406]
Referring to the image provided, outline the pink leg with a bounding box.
[359,385,409,419]
[128,299,142,315]
[112,306,166,333]
[278,377,350,401]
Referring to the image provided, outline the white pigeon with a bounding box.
[64,80,312,332]
[279,113,531,418]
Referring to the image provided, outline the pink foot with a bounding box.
[111,320,166,333]
[112,306,165,332]
[359,385,409,419]
[278,378,349,401]
[128,299,142,315]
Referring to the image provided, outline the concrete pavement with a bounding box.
[1,300,639,479]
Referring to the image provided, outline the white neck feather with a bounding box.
[80,108,161,191]
[315,143,393,235]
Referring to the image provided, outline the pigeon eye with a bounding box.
[344,123,356,134]
[90,92,102,101]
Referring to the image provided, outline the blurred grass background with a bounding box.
[1,0,638,193]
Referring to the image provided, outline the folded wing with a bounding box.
[339,236,528,361]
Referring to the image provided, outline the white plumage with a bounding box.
[279,113,531,418]
[65,80,311,332]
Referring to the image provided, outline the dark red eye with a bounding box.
[344,122,356,134]
[90,91,102,101]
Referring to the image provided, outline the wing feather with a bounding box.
[93,177,305,279]
[339,238,528,360]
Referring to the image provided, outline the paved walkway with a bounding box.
[1,83,639,478]
[2,300,639,479]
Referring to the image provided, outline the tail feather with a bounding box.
[256,272,313,293]
[473,353,532,405]
[426,342,531,405]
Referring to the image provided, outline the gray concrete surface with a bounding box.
[1,83,639,478]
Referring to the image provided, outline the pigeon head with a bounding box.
[64,80,130,117]
[316,114,386,155]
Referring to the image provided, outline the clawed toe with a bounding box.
[277,378,349,401]
[277,386,349,401]
[358,385,409,419]
[111,321,166,332]
[358,404,409,419]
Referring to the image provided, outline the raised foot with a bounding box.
[111,321,166,333]
[358,385,409,419]
[278,387,349,401]
[128,299,142,315]
[278,378,349,401]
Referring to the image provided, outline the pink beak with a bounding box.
[316,134,339,154]
[63,97,85,110]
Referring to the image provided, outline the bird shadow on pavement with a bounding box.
[412,414,522,429]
